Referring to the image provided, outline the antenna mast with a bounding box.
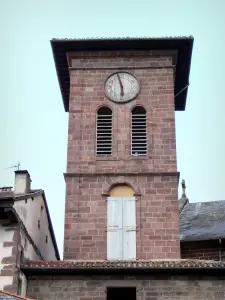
[5,161,20,171]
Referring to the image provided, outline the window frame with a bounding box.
[96,106,113,156]
[131,106,148,156]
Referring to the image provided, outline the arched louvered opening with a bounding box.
[131,106,147,156]
[96,107,112,155]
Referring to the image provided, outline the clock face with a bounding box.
[104,72,140,103]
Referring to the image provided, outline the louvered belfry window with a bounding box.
[96,107,112,155]
[131,106,147,156]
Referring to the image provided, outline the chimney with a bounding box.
[14,170,32,195]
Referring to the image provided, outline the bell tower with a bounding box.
[51,37,193,260]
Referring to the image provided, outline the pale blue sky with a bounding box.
[0,0,225,257]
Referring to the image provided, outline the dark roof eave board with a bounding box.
[41,191,60,260]
[50,37,194,112]
[181,236,225,242]
[21,259,225,275]
[21,266,225,276]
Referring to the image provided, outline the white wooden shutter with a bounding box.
[122,197,136,260]
[107,197,123,260]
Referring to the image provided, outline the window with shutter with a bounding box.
[107,197,123,260]
[107,196,136,260]
[96,107,112,155]
[131,106,147,156]
[122,197,136,260]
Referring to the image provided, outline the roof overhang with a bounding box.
[0,196,18,222]
[180,236,225,242]
[21,259,225,276]
[50,36,194,112]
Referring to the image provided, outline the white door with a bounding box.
[107,197,123,260]
[122,197,136,260]
[107,196,136,260]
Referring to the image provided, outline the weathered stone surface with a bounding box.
[26,275,225,300]
[64,50,180,260]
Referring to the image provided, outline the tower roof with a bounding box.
[50,36,194,112]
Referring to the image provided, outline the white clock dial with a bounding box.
[104,72,140,103]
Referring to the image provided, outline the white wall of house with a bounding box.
[19,271,27,297]
[20,227,40,261]
[14,194,57,260]
[0,223,14,289]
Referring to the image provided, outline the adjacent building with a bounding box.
[0,170,59,295]
[179,188,225,261]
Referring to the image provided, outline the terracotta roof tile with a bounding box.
[0,191,14,199]
[22,259,225,270]
[0,290,34,300]
[0,189,41,200]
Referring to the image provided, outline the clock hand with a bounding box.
[117,74,124,97]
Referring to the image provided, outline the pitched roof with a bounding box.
[0,290,34,300]
[50,36,194,112]
[0,191,14,199]
[0,188,60,260]
[13,189,42,199]
[178,197,188,213]
[180,200,225,241]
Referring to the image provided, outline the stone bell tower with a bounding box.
[51,37,193,260]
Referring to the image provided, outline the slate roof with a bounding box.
[50,36,194,112]
[180,200,225,241]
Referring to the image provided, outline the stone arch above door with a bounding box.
[102,178,141,197]
[109,184,134,197]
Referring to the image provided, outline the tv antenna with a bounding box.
[5,161,20,171]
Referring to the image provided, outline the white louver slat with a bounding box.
[131,109,147,156]
[96,108,112,155]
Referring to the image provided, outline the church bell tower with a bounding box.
[51,37,193,260]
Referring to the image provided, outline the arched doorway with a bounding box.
[107,184,136,260]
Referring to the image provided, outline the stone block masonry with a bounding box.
[0,224,21,294]
[67,50,177,174]
[181,240,225,261]
[64,174,180,260]
[26,274,225,300]
[64,49,180,260]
